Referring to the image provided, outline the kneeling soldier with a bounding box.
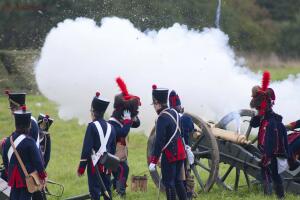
[149,85,187,200]
[285,120,300,170]
[77,92,116,200]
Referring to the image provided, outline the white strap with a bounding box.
[161,109,181,151]
[8,135,26,162]
[109,117,123,128]
[31,116,40,148]
[91,121,111,166]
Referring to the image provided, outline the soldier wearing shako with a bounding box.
[2,106,47,200]
[169,90,195,200]
[37,114,53,168]
[5,91,40,147]
[108,77,141,197]
[149,85,187,200]
[30,114,54,200]
[249,71,289,199]
[77,92,116,200]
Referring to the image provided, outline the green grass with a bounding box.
[1,95,300,200]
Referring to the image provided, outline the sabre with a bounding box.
[157,170,161,200]
[91,150,110,199]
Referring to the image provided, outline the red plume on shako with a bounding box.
[259,71,271,116]
[113,77,141,117]
[250,70,275,116]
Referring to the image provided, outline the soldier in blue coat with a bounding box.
[109,77,141,197]
[250,77,289,199]
[32,114,54,200]
[5,91,40,148]
[2,106,47,200]
[77,92,116,200]
[37,114,53,168]
[169,90,195,199]
[149,85,187,200]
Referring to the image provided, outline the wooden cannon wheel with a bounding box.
[146,112,220,193]
[214,109,260,191]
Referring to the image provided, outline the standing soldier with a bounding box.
[37,114,53,168]
[149,85,187,200]
[32,114,54,200]
[249,71,289,199]
[2,106,47,200]
[5,91,40,147]
[108,77,141,198]
[77,92,116,200]
[169,90,195,199]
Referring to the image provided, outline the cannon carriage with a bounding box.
[147,109,300,195]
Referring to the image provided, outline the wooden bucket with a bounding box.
[131,175,147,192]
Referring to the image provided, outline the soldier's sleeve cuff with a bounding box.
[123,119,132,125]
[150,156,159,164]
[39,171,47,180]
[80,159,88,162]
[77,167,85,175]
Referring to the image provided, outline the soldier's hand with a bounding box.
[122,110,131,120]
[149,163,156,172]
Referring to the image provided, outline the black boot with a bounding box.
[165,187,176,200]
[175,182,188,200]
[274,184,285,199]
[116,179,126,198]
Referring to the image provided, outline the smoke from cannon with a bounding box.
[35,17,300,133]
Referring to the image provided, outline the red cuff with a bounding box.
[123,119,132,125]
[39,171,47,180]
[77,166,85,175]
[150,156,159,164]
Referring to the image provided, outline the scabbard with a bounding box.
[94,164,110,199]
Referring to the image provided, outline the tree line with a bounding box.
[0,0,299,58]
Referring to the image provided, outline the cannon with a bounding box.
[0,163,64,199]
[147,110,300,195]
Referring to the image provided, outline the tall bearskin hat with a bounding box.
[5,90,26,109]
[14,106,31,129]
[113,77,141,117]
[169,90,181,108]
[91,92,110,114]
[250,71,275,116]
[152,84,169,105]
[38,113,54,132]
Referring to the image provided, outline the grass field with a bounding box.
[1,95,300,200]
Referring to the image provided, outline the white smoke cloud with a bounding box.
[35,17,300,134]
